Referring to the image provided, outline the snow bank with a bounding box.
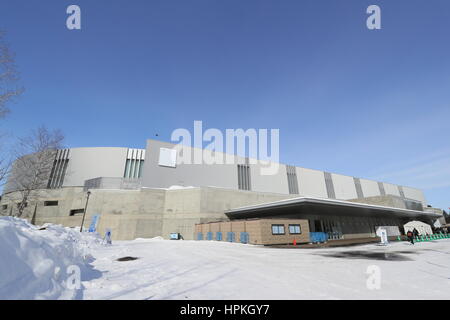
[167,185,196,190]
[0,217,101,300]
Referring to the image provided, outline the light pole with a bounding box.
[80,190,91,232]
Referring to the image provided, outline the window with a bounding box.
[1,204,7,210]
[286,165,299,194]
[47,149,70,189]
[237,164,251,191]
[125,149,146,178]
[324,172,336,199]
[289,224,302,234]
[17,202,28,208]
[271,224,285,235]
[44,201,58,206]
[70,209,84,216]
[354,177,364,199]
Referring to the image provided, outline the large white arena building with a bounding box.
[0,139,444,242]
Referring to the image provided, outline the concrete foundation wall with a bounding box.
[348,195,407,209]
[0,186,294,241]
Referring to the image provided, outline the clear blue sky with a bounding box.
[0,0,449,210]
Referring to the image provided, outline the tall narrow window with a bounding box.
[138,160,144,178]
[286,165,299,194]
[124,149,146,178]
[47,149,70,189]
[398,185,405,198]
[124,159,131,178]
[324,172,336,199]
[237,164,251,191]
[354,177,364,199]
[378,182,386,196]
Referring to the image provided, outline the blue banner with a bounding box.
[88,214,100,232]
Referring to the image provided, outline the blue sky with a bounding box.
[0,0,449,210]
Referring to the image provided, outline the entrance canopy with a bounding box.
[225,197,441,221]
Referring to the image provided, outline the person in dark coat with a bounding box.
[406,230,414,245]
[413,228,419,239]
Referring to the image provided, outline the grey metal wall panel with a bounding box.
[378,182,386,196]
[354,177,364,199]
[324,172,336,199]
[398,185,405,198]
[286,165,299,195]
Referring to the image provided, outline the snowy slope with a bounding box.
[0,217,101,300]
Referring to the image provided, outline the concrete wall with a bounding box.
[0,186,295,241]
[348,195,407,209]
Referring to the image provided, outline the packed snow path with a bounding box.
[83,237,450,300]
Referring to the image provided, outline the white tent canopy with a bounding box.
[404,221,433,235]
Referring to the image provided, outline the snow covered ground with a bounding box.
[1,217,449,300]
[82,237,450,300]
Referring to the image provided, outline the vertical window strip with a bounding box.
[238,165,242,189]
[135,159,141,178]
[52,153,63,189]
[286,165,299,194]
[246,165,251,190]
[237,164,251,191]
[131,159,136,178]
[59,159,69,187]
[47,159,57,188]
[378,182,386,196]
[47,149,70,189]
[138,160,144,178]
[354,177,364,199]
[124,159,131,178]
[247,165,251,190]
[324,172,336,199]
[398,185,405,198]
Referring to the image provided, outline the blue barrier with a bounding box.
[310,232,328,243]
[197,232,203,240]
[206,232,213,240]
[240,232,249,244]
[216,232,222,241]
[227,232,235,242]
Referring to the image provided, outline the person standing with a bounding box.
[406,230,414,245]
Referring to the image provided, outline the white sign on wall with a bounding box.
[158,148,177,168]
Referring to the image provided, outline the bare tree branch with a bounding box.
[8,126,65,217]
[0,31,24,119]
